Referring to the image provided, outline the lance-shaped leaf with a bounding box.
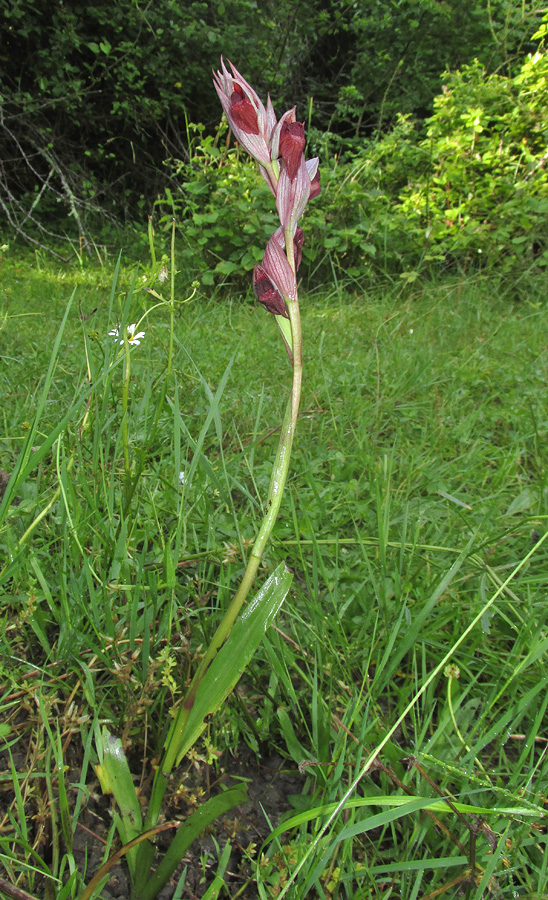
[168,563,292,768]
[274,313,294,362]
[95,726,142,881]
[138,787,248,900]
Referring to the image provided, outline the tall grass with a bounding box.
[1,250,548,899]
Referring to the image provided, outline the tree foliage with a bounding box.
[159,29,548,285]
[0,0,545,249]
[307,0,544,136]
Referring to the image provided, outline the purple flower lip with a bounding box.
[279,121,306,180]
[230,83,260,135]
[253,266,288,317]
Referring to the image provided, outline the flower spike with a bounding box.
[213,59,320,324]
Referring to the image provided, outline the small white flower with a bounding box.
[178,471,188,487]
[108,324,146,346]
[158,265,168,283]
[126,324,145,345]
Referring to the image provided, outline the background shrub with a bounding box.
[155,40,548,288]
[1,0,545,252]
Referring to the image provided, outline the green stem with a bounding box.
[146,246,303,827]
[122,344,131,480]
[147,216,156,269]
[447,674,490,781]
[166,219,176,379]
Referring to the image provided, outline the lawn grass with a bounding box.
[1,245,548,900]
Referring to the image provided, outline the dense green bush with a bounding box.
[0,0,289,247]
[1,0,544,252]
[397,51,548,273]
[313,0,543,135]
[325,34,548,278]
[159,29,548,287]
[155,125,279,288]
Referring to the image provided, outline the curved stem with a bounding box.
[166,219,176,379]
[160,334,302,780]
[122,346,131,478]
[150,277,303,822]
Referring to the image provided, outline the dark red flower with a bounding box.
[279,121,306,180]
[253,266,289,318]
[230,84,260,135]
[213,58,273,165]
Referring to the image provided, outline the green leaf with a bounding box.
[275,314,293,358]
[507,487,537,515]
[193,211,219,225]
[215,260,238,275]
[277,708,314,765]
[138,787,247,900]
[95,726,142,880]
[0,290,76,532]
[263,793,545,853]
[171,563,292,766]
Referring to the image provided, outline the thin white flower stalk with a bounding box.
[106,321,146,486]
[106,226,199,528]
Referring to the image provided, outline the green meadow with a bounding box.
[1,246,548,899]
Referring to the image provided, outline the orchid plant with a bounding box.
[81,62,320,900]
[208,56,320,636]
